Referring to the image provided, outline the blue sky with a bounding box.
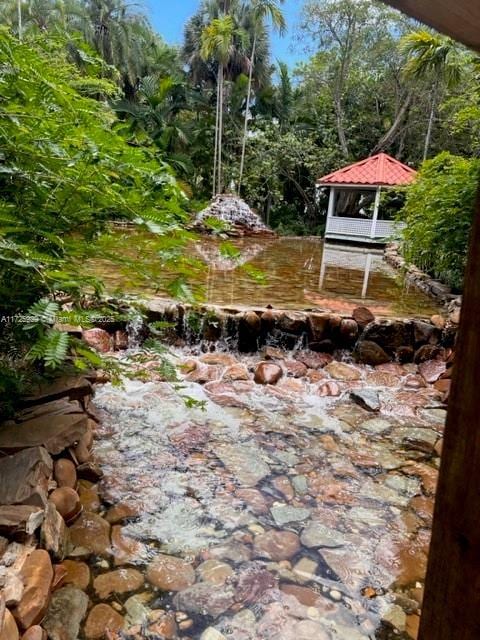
[145,0,305,67]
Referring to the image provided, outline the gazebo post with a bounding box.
[326,186,336,232]
[370,186,382,239]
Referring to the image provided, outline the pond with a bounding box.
[89,233,440,318]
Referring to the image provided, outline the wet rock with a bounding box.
[0,610,19,640]
[0,413,88,456]
[200,628,226,640]
[414,344,444,364]
[40,503,68,562]
[223,364,250,381]
[105,503,139,525]
[238,312,261,352]
[111,525,146,566]
[293,557,318,582]
[263,346,285,360]
[365,370,399,387]
[78,483,100,513]
[270,505,311,527]
[0,447,52,508]
[82,328,112,353]
[362,321,413,355]
[350,389,380,412]
[340,319,358,343]
[397,345,415,363]
[197,559,233,585]
[84,604,124,639]
[382,605,407,632]
[360,418,391,435]
[146,554,195,592]
[272,476,294,501]
[76,462,103,483]
[113,329,129,350]
[294,620,331,640]
[214,443,270,487]
[418,359,446,383]
[173,582,236,619]
[352,307,375,328]
[236,488,269,515]
[253,530,300,561]
[22,377,92,407]
[186,364,220,384]
[204,382,250,409]
[278,312,308,335]
[413,320,437,345]
[60,560,91,590]
[148,611,178,638]
[235,563,277,604]
[12,550,53,630]
[295,351,332,370]
[300,523,347,549]
[49,488,81,522]
[20,626,46,640]
[393,427,439,454]
[325,362,361,381]
[317,381,341,397]
[43,586,88,640]
[200,353,236,366]
[284,360,308,378]
[307,313,330,342]
[254,362,283,385]
[69,512,111,557]
[280,583,324,607]
[169,422,211,452]
[354,341,390,366]
[94,568,144,599]
[53,459,77,490]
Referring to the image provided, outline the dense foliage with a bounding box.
[399,153,480,290]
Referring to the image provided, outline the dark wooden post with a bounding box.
[418,188,480,639]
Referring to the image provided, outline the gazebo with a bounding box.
[317,152,417,243]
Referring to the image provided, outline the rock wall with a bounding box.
[192,194,276,237]
[142,299,458,366]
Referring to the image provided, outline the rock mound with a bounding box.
[193,194,275,236]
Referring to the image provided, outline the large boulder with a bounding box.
[193,194,275,236]
[12,550,53,630]
[42,586,88,640]
[0,414,88,456]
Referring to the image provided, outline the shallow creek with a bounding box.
[84,346,445,640]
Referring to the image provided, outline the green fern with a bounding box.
[27,329,69,369]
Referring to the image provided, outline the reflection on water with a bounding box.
[89,233,440,317]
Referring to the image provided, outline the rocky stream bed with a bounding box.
[0,321,451,640]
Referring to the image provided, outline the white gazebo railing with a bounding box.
[325,216,401,240]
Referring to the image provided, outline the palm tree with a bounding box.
[201,15,242,195]
[238,0,285,194]
[401,30,463,160]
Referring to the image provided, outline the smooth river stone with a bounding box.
[93,568,144,599]
[270,505,311,527]
[12,550,53,630]
[42,586,88,640]
[146,554,195,591]
[300,523,348,549]
[68,512,111,556]
[214,443,270,487]
[325,362,362,381]
[197,559,234,585]
[84,605,124,640]
[253,530,300,561]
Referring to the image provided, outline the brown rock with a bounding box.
[284,360,308,378]
[409,496,434,525]
[307,313,330,341]
[53,459,77,490]
[113,329,128,351]
[60,560,91,590]
[278,312,307,334]
[197,559,234,586]
[0,447,52,508]
[0,610,19,640]
[146,554,195,592]
[12,550,53,630]
[222,364,250,381]
[0,414,88,456]
[295,351,332,370]
[21,626,46,640]
[254,362,283,385]
[280,583,323,607]
[236,488,269,515]
[316,381,341,397]
[68,512,111,557]
[418,359,446,383]
[352,307,375,327]
[430,314,446,330]
[339,318,358,343]
[49,488,81,522]
[93,568,144,600]
[76,462,103,483]
[354,340,390,366]
[40,503,68,561]
[22,377,92,407]
[253,530,300,562]
[414,344,444,364]
[82,328,112,353]
[263,346,285,360]
[105,503,139,525]
[111,526,146,566]
[147,612,177,639]
[84,605,123,640]
[78,484,100,513]
[324,361,361,381]
[272,476,295,501]
[306,369,326,383]
[0,506,44,537]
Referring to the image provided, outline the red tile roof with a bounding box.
[317,153,417,186]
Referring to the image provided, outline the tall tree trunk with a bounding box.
[333,95,349,158]
[238,34,256,195]
[423,80,438,161]
[212,76,220,196]
[217,62,224,194]
[17,0,22,40]
[372,93,412,155]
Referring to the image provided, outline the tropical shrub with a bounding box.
[399,152,480,290]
